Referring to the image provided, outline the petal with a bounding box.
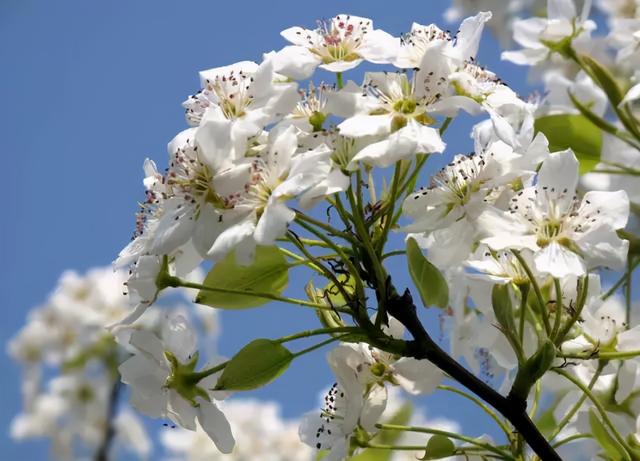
[576,224,629,272]
[163,313,197,362]
[206,215,256,261]
[197,402,235,454]
[536,149,579,214]
[579,190,629,230]
[338,114,391,137]
[393,357,443,395]
[254,200,295,245]
[270,45,319,80]
[534,241,585,277]
[450,11,492,62]
[360,385,387,432]
[167,390,197,431]
[621,82,640,106]
[129,330,166,366]
[358,29,400,63]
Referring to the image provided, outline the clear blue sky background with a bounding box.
[1,0,536,458]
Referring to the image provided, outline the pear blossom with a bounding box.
[161,399,311,461]
[327,68,453,167]
[502,0,597,66]
[118,313,234,453]
[183,59,299,151]
[206,125,333,262]
[299,347,387,461]
[396,12,492,69]
[479,150,630,277]
[331,318,444,395]
[275,15,398,79]
[561,296,640,355]
[465,244,535,286]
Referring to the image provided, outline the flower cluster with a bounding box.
[12,4,640,461]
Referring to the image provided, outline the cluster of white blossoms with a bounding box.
[8,268,152,460]
[12,3,640,461]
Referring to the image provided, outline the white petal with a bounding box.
[358,29,399,63]
[536,149,579,213]
[621,82,640,106]
[534,241,585,277]
[167,390,197,431]
[163,314,197,362]
[393,357,443,395]
[360,385,387,432]
[254,200,295,245]
[197,402,235,454]
[338,114,391,137]
[580,190,629,230]
[270,45,319,80]
[207,215,256,261]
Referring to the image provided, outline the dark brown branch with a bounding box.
[384,287,561,461]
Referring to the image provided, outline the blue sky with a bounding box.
[1,0,536,458]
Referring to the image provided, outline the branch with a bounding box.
[383,285,562,461]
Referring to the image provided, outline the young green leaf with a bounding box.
[406,238,449,308]
[491,284,516,334]
[215,339,293,391]
[582,56,624,106]
[535,114,602,174]
[588,410,627,461]
[419,435,456,460]
[196,246,289,309]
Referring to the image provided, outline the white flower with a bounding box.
[183,59,298,151]
[161,399,311,461]
[275,14,398,79]
[479,150,630,277]
[118,313,234,453]
[465,244,534,286]
[206,125,333,262]
[396,12,492,69]
[11,374,114,460]
[538,70,607,116]
[299,347,387,461]
[332,318,444,395]
[328,68,453,167]
[502,0,596,66]
[403,151,505,233]
[562,296,640,354]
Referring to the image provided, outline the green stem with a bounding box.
[376,162,402,253]
[336,72,343,90]
[172,278,349,313]
[295,210,359,245]
[291,334,347,358]
[549,362,604,441]
[625,257,633,328]
[189,360,228,382]
[559,349,640,360]
[518,284,530,345]
[552,433,593,448]
[375,424,513,459]
[382,250,406,260]
[555,274,589,346]
[512,251,552,336]
[529,379,542,420]
[437,385,511,437]
[551,278,564,340]
[276,327,359,344]
[602,257,640,299]
[554,368,633,460]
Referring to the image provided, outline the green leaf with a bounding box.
[406,238,449,308]
[419,435,456,460]
[588,409,627,461]
[215,339,293,391]
[196,246,289,309]
[535,114,602,174]
[491,284,516,334]
[582,56,624,107]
